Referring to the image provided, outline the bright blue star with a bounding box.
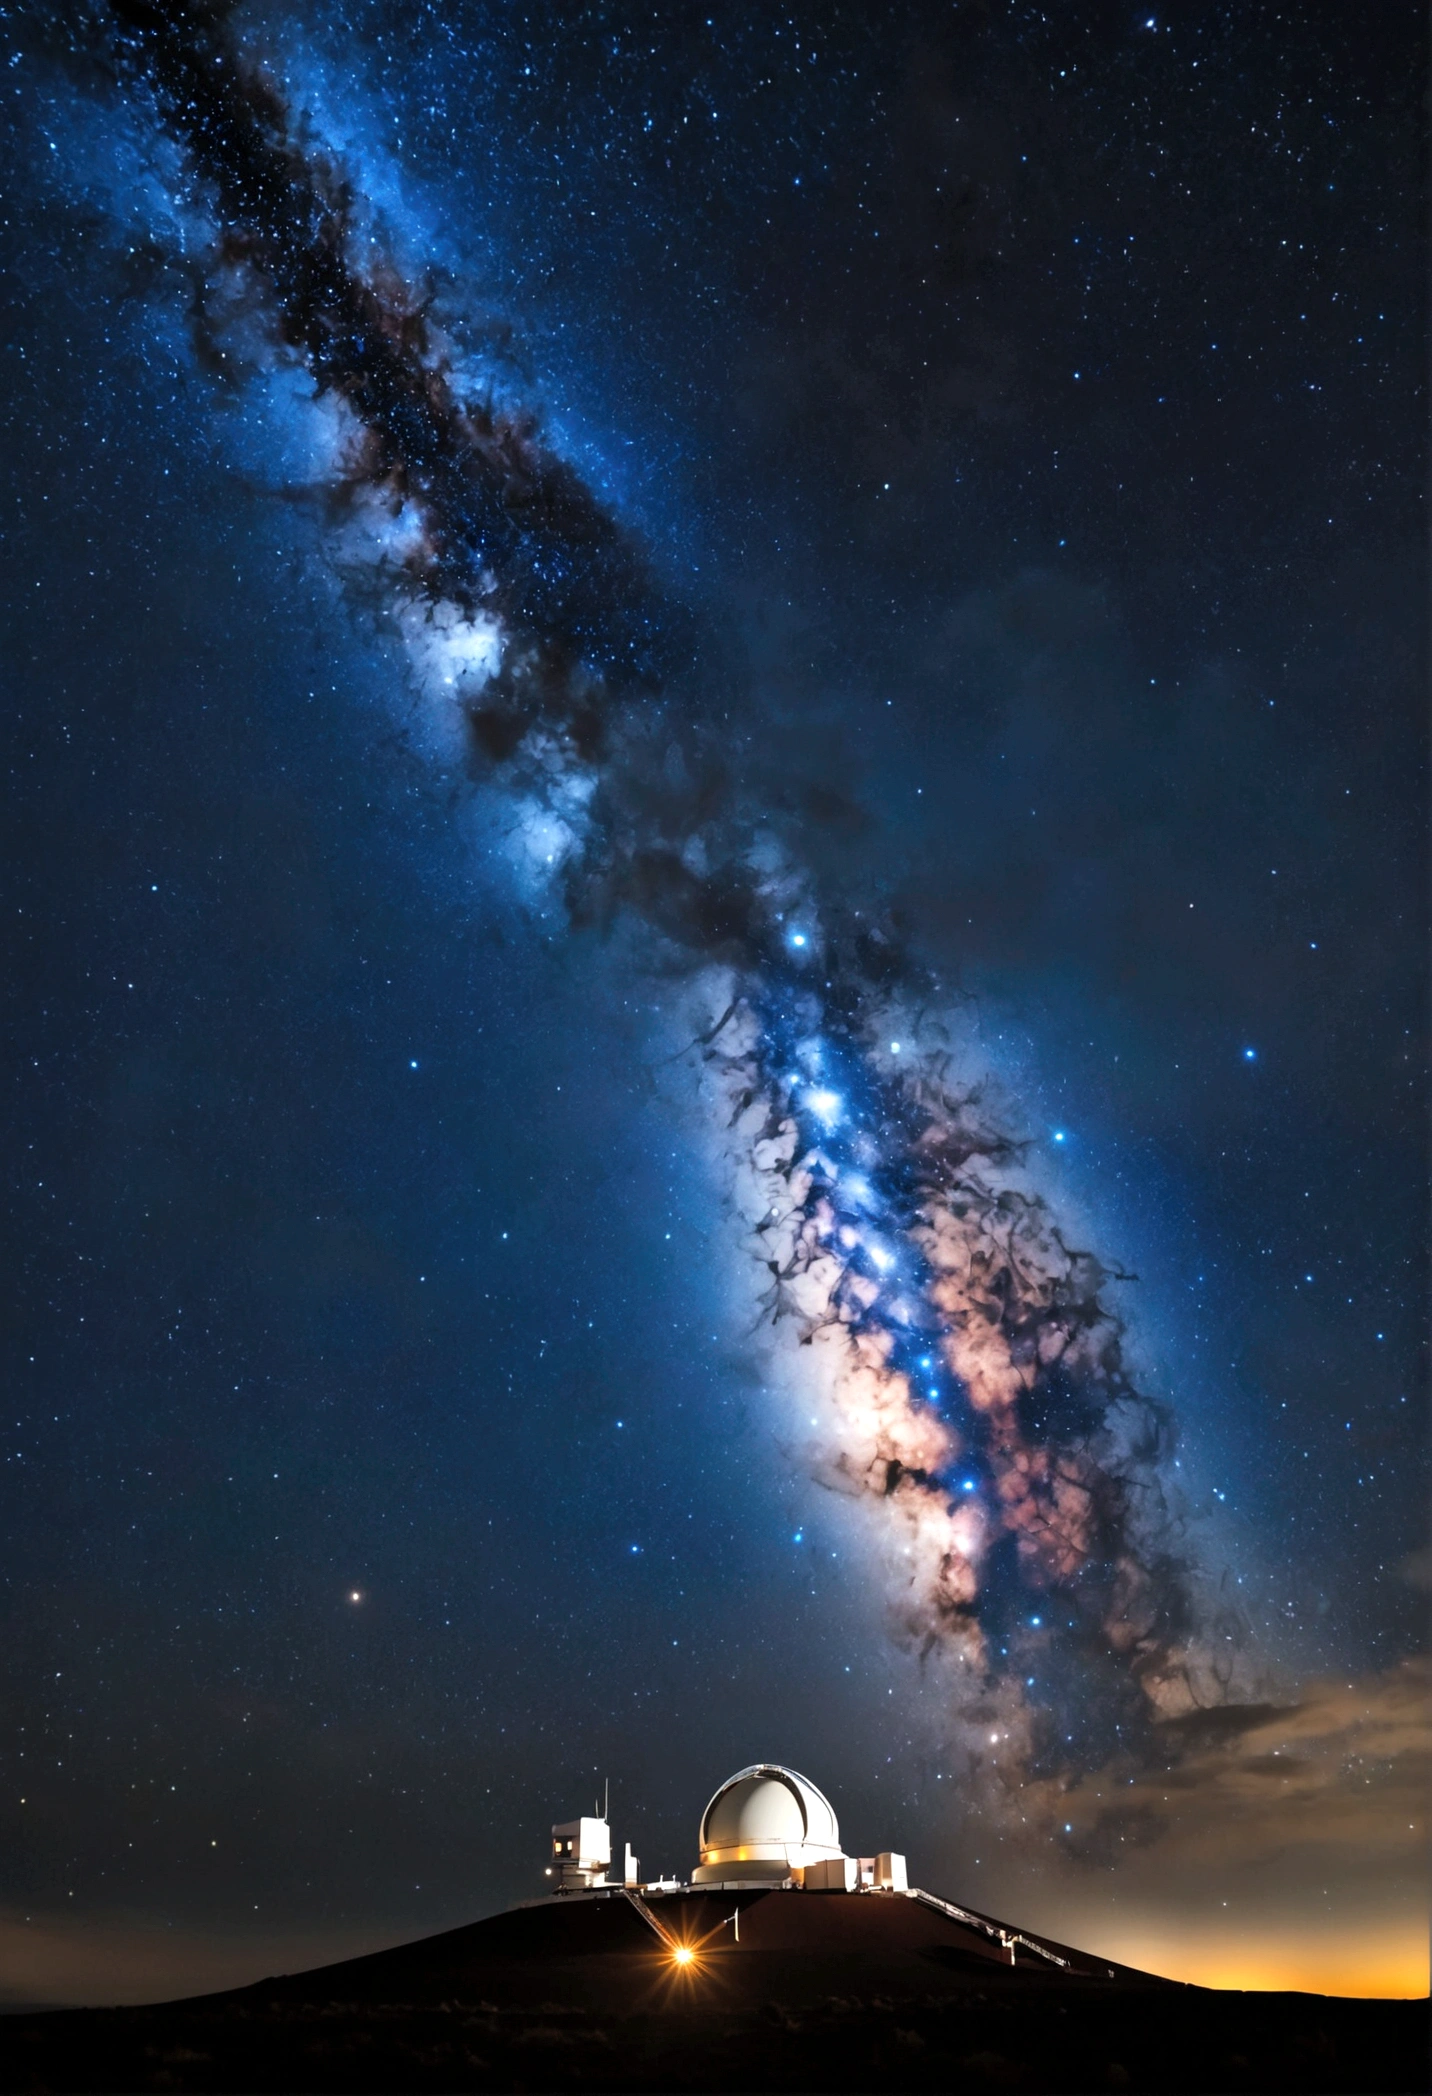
[1242,1047,1257,1061]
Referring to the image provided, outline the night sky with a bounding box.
[1,0,1425,2008]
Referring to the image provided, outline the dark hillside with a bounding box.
[0,1890,1423,2092]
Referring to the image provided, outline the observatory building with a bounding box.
[548,1761,906,1897]
[693,1763,906,1891]
[693,1764,842,1883]
[533,1760,1104,1974]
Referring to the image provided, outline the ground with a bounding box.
[0,1890,1424,2092]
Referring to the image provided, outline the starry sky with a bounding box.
[1,0,1425,2008]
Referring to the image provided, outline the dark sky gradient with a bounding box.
[1,0,1425,2003]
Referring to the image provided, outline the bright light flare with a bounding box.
[669,1943,697,1967]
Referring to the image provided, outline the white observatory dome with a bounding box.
[692,1764,843,1883]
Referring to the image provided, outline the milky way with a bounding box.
[81,0,1233,1789]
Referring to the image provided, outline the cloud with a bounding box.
[1012,1657,1429,1996]
[1025,1655,1428,1868]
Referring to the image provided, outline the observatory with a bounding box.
[533,1761,1110,1975]
[694,1763,842,1883]
[548,1762,906,1897]
[692,1762,904,1889]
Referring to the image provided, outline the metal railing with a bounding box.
[912,1888,1071,1970]
[620,1885,680,1949]
[532,1876,1080,1976]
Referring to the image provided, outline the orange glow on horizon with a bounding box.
[1083,1920,1428,2001]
